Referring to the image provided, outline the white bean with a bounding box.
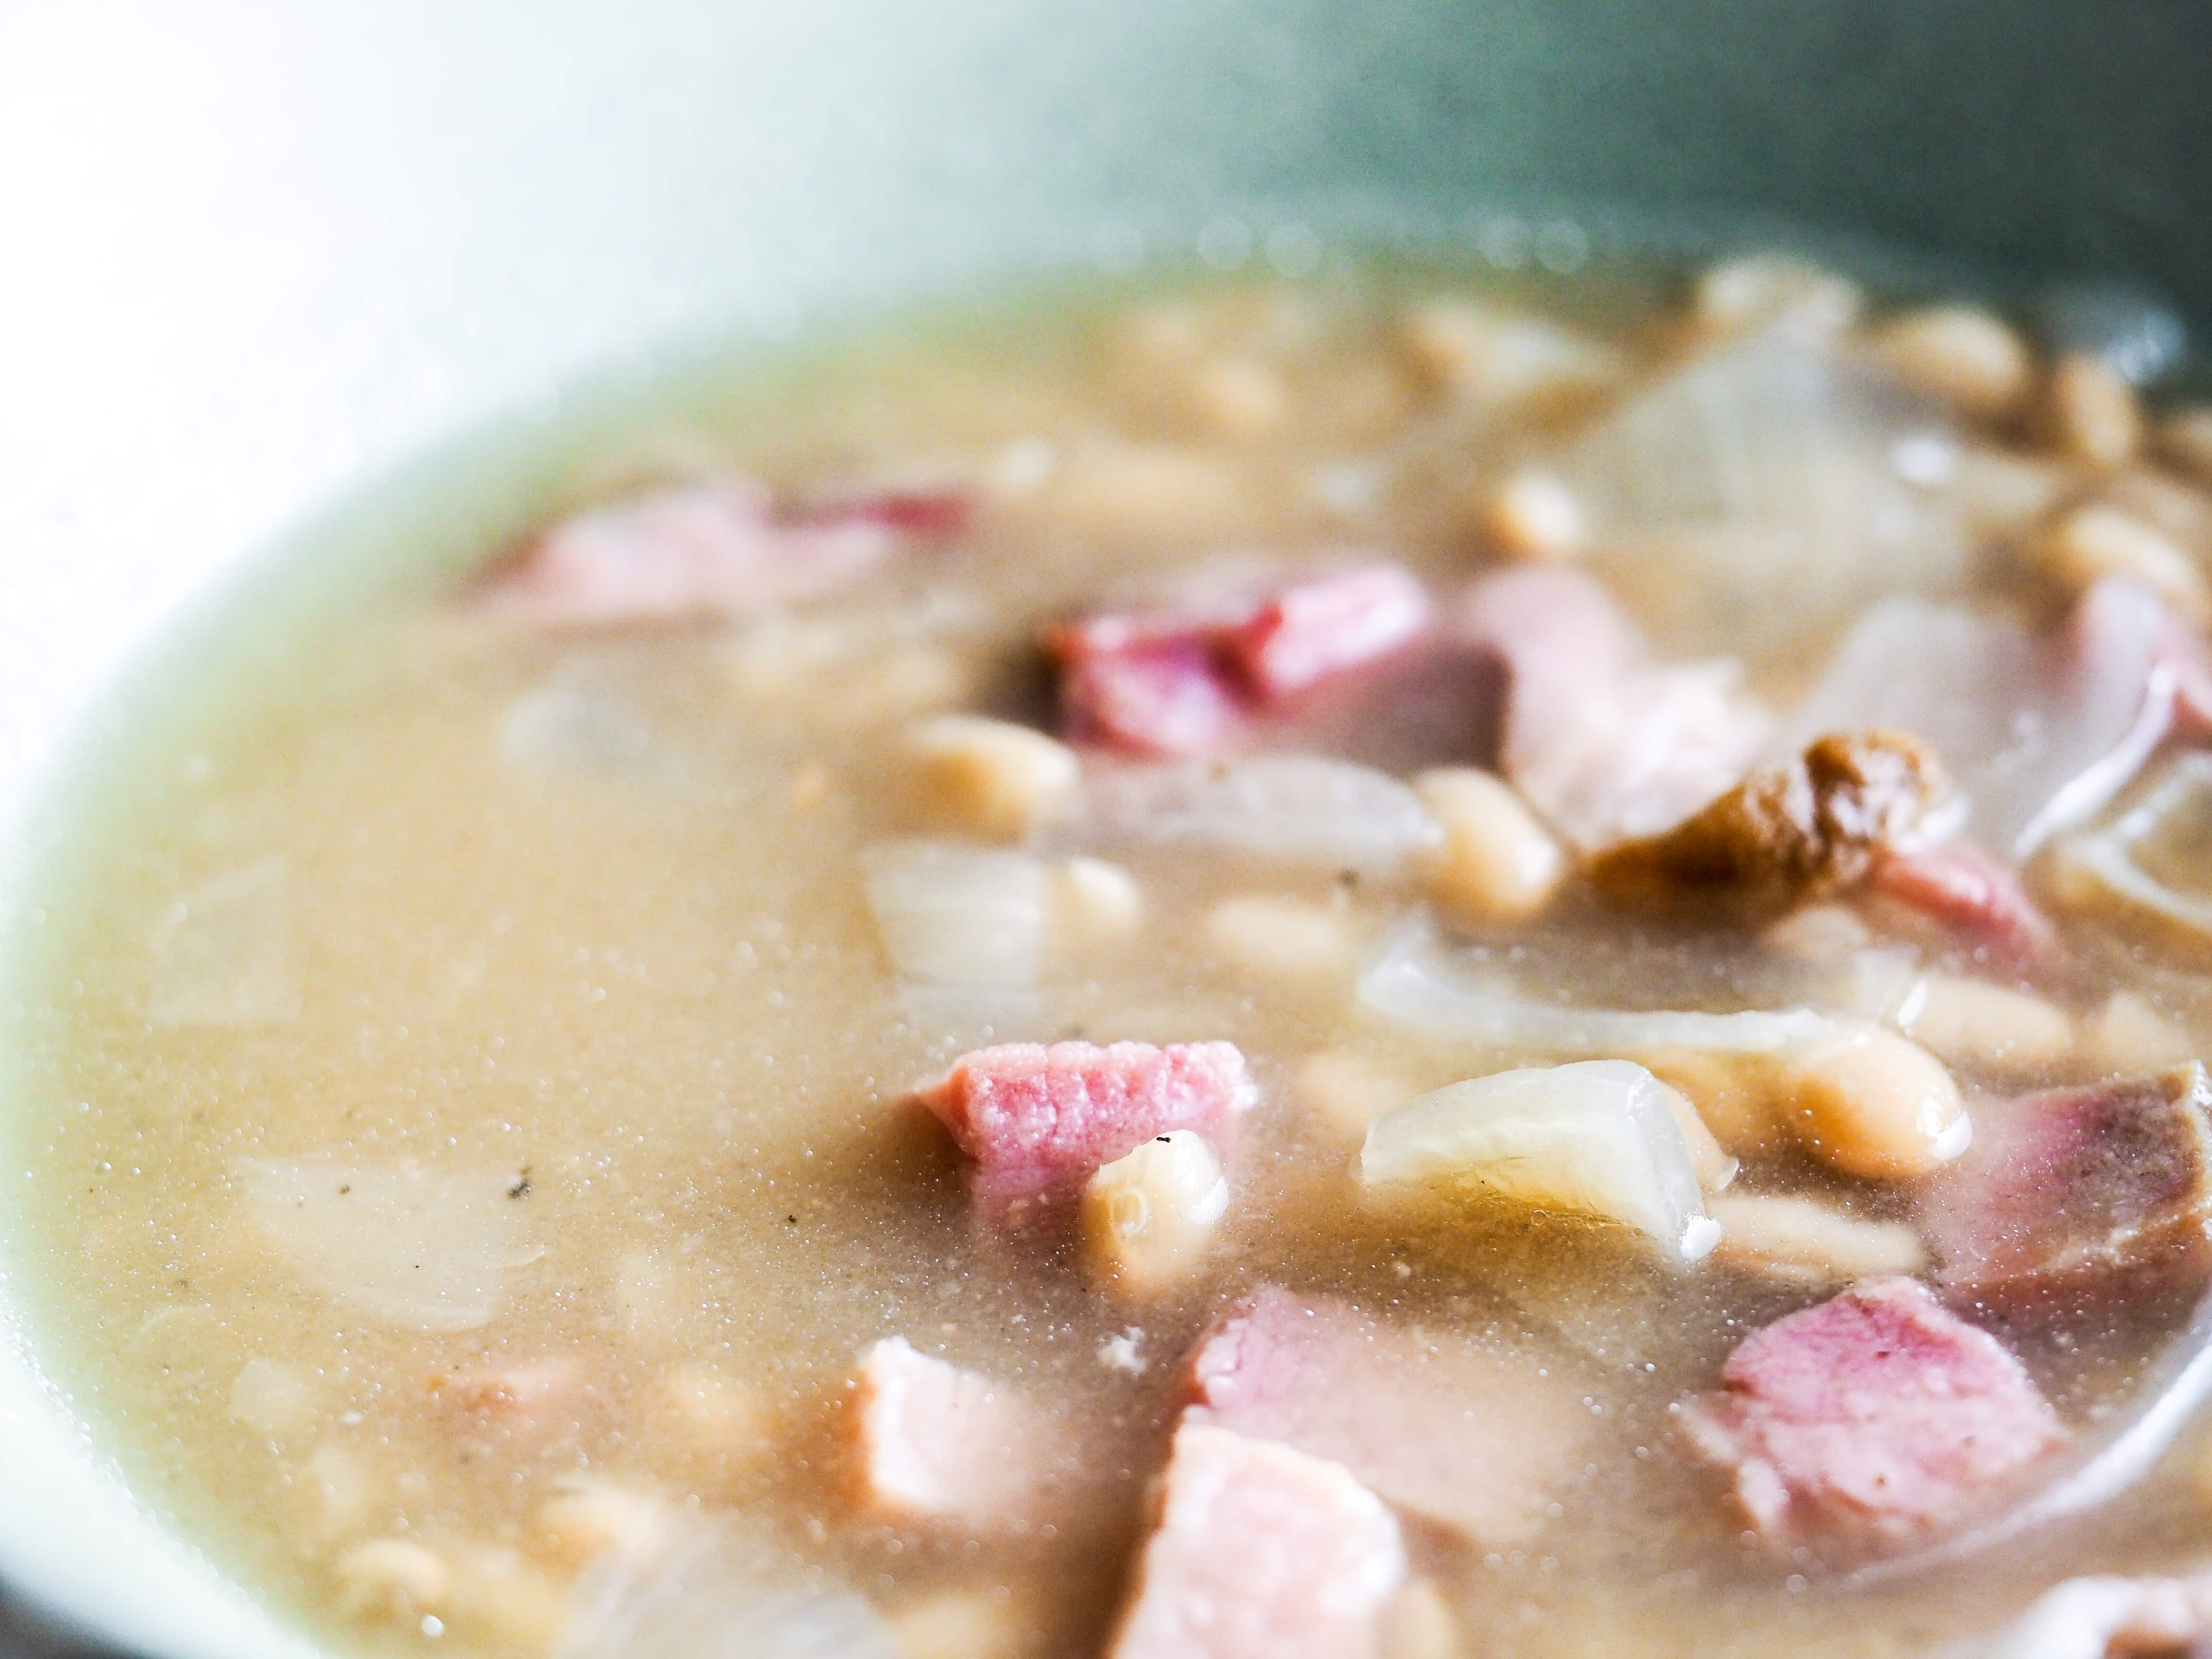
[1693,255,1861,335]
[228,1358,317,1438]
[1415,768,1564,926]
[534,1478,669,1569]
[335,1539,449,1616]
[1760,903,1873,964]
[1296,1048,1417,1139]
[1709,1192,1927,1289]
[889,1587,1038,1659]
[1773,1027,1969,1180]
[1873,305,2034,423]
[1049,856,1143,948]
[906,715,1080,840]
[1896,974,2074,1080]
[1482,471,1587,562]
[1203,894,1356,981]
[1186,355,1288,437]
[2080,990,2197,1074]
[2039,504,2211,623]
[2046,352,2144,468]
[1082,1131,1228,1299]
[1380,1578,1459,1659]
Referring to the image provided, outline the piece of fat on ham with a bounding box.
[1457,566,1772,849]
[1106,1422,1406,1659]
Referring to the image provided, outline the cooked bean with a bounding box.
[334,1539,450,1616]
[1873,305,2035,424]
[907,714,1081,840]
[2039,504,2210,624]
[1693,255,1860,334]
[1297,1048,1417,1139]
[1641,1047,1785,1157]
[1187,354,1288,437]
[1948,445,2077,539]
[1760,902,1874,964]
[307,1443,376,1538]
[1082,1130,1228,1299]
[1483,471,1587,562]
[1665,1087,1741,1193]
[1203,894,1356,980]
[1049,856,1143,947]
[2080,990,2198,1074]
[2045,352,2144,468]
[889,1587,1038,1659]
[1708,1192,1928,1289]
[1897,974,2074,1080]
[1415,768,1565,926]
[228,1357,317,1438]
[1774,1027,1970,1180]
[2157,406,2212,487]
[534,1478,669,1569]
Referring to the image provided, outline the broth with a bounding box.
[11,249,2212,1659]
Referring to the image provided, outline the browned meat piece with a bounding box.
[1181,1285,1584,1545]
[1106,1421,1406,1659]
[1922,1065,2212,1300]
[846,1337,1096,1536]
[1587,729,1948,922]
[1682,1276,2066,1551]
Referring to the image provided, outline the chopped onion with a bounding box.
[1555,321,1967,660]
[1078,757,1439,877]
[2056,753,2212,945]
[240,1158,531,1332]
[862,840,1045,989]
[1779,578,2178,857]
[1360,1059,1719,1266]
[147,859,298,1027]
[1358,920,1837,1055]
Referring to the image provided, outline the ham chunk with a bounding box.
[1458,566,1770,848]
[1183,1286,1584,1545]
[1922,1065,2212,1299]
[1107,1422,1405,1659]
[1047,565,1431,756]
[479,478,959,628]
[1683,1276,2065,1550]
[848,1337,1089,1535]
[1871,842,2059,972]
[916,1041,1253,1186]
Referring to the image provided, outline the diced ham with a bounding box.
[1222,566,1432,700]
[1921,1065,2212,1299]
[847,1337,1089,1535]
[1870,842,2060,972]
[1457,566,1771,848]
[478,478,961,628]
[1046,565,1431,757]
[1061,642,1249,757]
[1682,1276,2066,1550]
[810,486,974,539]
[916,1041,1253,1186]
[1106,1422,1405,1659]
[1182,1286,1584,1544]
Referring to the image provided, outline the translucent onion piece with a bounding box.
[240,1158,531,1332]
[147,858,299,1027]
[862,840,1045,989]
[1358,920,1837,1056]
[1360,1059,1719,1266]
[1779,579,2177,857]
[1078,757,1439,877]
[1556,321,1966,660]
[2058,753,2212,943]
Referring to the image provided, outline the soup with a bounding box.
[13,248,2212,1659]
